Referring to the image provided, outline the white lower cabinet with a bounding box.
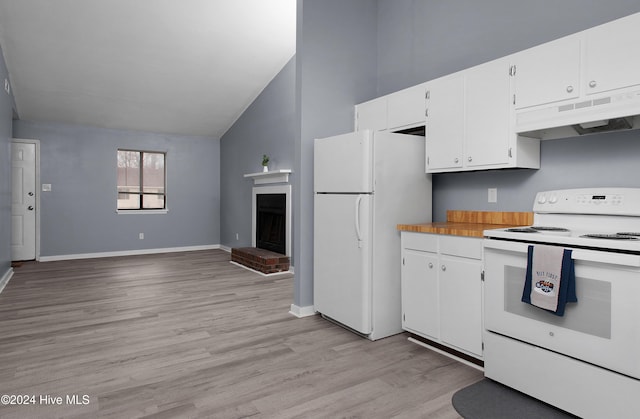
[401,232,483,359]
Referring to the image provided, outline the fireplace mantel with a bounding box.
[244,169,291,185]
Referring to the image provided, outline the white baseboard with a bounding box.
[289,304,316,318]
[39,244,221,262]
[219,244,232,253]
[0,267,14,294]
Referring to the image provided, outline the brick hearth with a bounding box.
[231,247,290,274]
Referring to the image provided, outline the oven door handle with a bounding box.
[483,239,640,267]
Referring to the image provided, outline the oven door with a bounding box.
[484,239,640,379]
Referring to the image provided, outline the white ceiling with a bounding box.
[0,0,296,138]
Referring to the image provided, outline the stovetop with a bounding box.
[484,188,640,253]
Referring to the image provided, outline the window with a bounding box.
[117,149,166,210]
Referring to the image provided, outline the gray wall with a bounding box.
[294,0,379,308]
[375,0,640,221]
[219,56,296,253]
[0,43,15,278]
[13,120,220,257]
[221,1,640,310]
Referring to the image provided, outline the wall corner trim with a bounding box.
[289,304,316,318]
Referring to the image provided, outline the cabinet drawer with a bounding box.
[401,232,438,252]
[439,235,482,259]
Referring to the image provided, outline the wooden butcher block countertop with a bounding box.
[397,210,533,238]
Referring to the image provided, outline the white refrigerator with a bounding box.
[313,129,432,340]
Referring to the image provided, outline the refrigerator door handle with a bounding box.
[355,195,363,248]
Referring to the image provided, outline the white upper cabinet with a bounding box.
[355,84,427,132]
[465,58,511,168]
[355,97,387,132]
[512,13,640,110]
[387,83,427,131]
[424,74,465,171]
[426,58,540,173]
[584,13,640,95]
[511,35,581,110]
[359,12,640,171]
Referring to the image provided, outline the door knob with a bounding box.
[28,206,34,211]
[28,192,34,196]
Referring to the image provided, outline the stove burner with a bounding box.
[506,227,538,233]
[617,232,640,237]
[580,234,640,240]
[531,226,571,233]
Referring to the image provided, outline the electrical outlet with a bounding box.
[488,188,498,203]
[139,233,144,240]
[3,78,9,94]
[236,233,239,240]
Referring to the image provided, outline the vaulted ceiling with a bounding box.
[0,0,296,138]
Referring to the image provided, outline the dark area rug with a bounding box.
[452,379,578,419]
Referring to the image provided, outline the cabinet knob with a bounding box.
[467,156,472,162]
[566,85,573,93]
[454,158,459,164]
[441,265,446,271]
[589,80,597,88]
[428,262,433,269]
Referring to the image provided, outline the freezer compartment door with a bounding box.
[314,130,373,193]
[314,193,372,334]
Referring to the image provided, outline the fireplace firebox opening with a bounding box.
[256,193,286,255]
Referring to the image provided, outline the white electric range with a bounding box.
[483,188,640,419]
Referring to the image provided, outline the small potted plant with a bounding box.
[262,154,270,172]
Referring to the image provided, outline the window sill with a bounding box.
[116,209,169,215]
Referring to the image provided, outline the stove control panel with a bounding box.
[533,188,640,215]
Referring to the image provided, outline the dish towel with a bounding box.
[521,244,577,316]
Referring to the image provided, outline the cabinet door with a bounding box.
[356,97,387,132]
[585,13,640,95]
[513,35,581,109]
[388,84,427,131]
[465,58,510,168]
[401,249,439,339]
[425,74,465,171]
[439,255,483,356]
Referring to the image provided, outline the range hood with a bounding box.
[515,88,640,140]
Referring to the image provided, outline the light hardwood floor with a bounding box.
[0,250,481,418]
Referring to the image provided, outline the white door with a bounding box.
[11,142,37,261]
[313,193,372,334]
[512,35,581,109]
[387,84,426,131]
[356,97,387,132]
[425,74,465,171]
[465,58,510,168]
[585,13,640,95]
[401,248,439,339]
[439,255,483,356]
[314,130,373,193]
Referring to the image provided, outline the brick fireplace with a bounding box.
[231,182,291,274]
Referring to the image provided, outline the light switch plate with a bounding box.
[42,183,52,192]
